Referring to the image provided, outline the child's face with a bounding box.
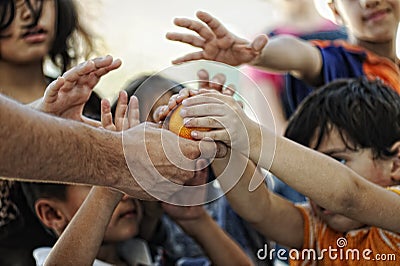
[330,0,400,43]
[63,185,143,243]
[0,0,56,63]
[309,126,395,232]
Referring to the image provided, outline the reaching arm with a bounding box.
[172,208,253,266]
[211,151,304,249]
[31,55,122,127]
[44,187,123,266]
[45,92,138,265]
[167,11,322,84]
[162,161,253,265]
[182,92,400,233]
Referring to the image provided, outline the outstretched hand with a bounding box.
[181,92,258,155]
[36,55,122,126]
[167,11,268,66]
[153,69,235,123]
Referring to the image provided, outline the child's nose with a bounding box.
[360,0,381,9]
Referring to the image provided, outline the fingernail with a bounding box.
[191,131,198,138]
[183,118,190,125]
[182,99,188,106]
[180,108,187,117]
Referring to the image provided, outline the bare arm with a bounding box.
[45,93,138,265]
[0,94,212,200]
[265,133,400,233]
[44,188,123,266]
[212,151,304,249]
[183,92,400,234]
[175,210,253,266]
[253,35,322,85]
[167,11,322,84]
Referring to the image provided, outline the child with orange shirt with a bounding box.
[180,78,400,265]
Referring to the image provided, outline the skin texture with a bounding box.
[181,91,400,249]
[0,55,215,200]
[167,2,400,84]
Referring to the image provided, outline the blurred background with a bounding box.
[76,0,333,100]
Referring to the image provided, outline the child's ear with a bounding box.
[389,141,400,184]
[35,199,68,236]
[328,2,344,25]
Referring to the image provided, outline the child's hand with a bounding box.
[153,70,234,123]
[166,11,268,66]
[161,159,208,226]
[101,90,140,131]
[181,92,259,156]
[37,55,122,126]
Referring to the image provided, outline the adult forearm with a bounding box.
[0,95,124,187]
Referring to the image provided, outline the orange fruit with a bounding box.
[164,104,211,140]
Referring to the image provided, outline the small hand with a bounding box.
[166,11,268,66]
[162,159,208,221]
[38,55,122,125]
[153,70,234,123]
[181,93,258,154]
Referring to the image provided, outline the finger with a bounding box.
[181,104,226,118]
[196,11,229,39]
[153,105,169,123]
[172,17,215,42]
[251,34,269,52]
[197,69,210,89]
[165,32,205,48]
[115,91,129,131]
[223,83,236,96]
[43,77,65,103]
[181,93,227,107]
[210,73,226,92]
[91,55,113,69]
[176,88,191,103]
[128,96,140,127]
[93,59,122,78]
[62,60,96,83]
[167,94,180,110]
[172,51,205,65]
[183,116,224,129]
[191,129,230,144]
[101,99,115,130]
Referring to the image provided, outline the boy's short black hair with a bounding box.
[285,78,400,159]
[21,182,68,216]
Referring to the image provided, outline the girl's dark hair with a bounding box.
[1,0,97,73]
[285,78,400,159]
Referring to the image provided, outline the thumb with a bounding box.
[251,34,268,52]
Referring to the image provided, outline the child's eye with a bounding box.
[333,157,346,165]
